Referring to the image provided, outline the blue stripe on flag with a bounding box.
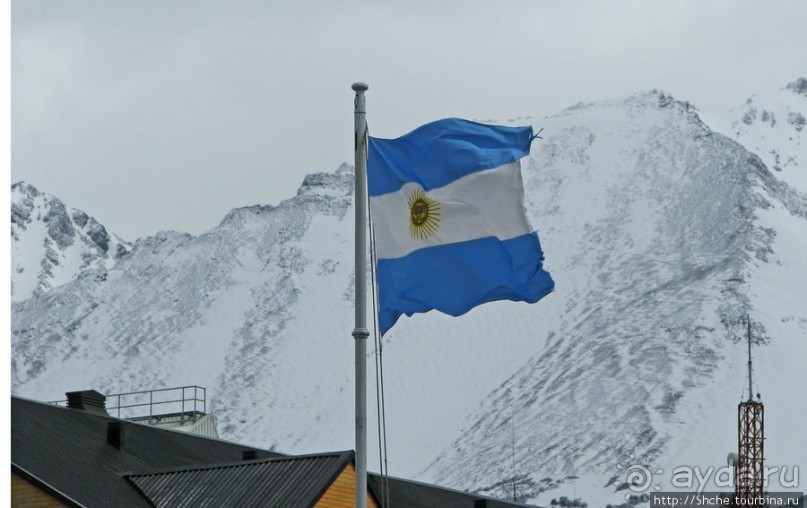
[368,118,533,196]
[375,233,555,335]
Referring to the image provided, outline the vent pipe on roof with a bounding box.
[107,422,124,449]
[242,450,258,461]
[66,390,109,416]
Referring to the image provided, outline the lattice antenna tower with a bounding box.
[734,316,764,501]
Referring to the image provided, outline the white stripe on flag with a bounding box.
[370,161,533,260]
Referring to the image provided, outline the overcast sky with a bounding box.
[11,0,806,240]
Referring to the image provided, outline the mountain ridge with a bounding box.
[11,82,807,504]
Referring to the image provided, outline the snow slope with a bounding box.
[11,82,807,505]
[425,87,807,504]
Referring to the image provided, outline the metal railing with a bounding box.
[50,385,206,424]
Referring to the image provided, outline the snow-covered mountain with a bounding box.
[11,182,130,301]
[426,81,807,504]
[11,80,807,505]
[706,78,806,194]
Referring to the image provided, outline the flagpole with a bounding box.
[351,81,370,508]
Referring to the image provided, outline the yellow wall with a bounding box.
[315,463,379,508]
[11,472,65,508]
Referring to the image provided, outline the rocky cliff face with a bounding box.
[11,181,130,301]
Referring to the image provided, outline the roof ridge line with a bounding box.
[123,450,354,478]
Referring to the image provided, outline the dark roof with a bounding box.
[13,395,539,508]
[12,395,283,507]
[368,473,539,508]
[126,451,353,508]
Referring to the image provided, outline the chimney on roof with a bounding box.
[474,500,488,508]
[242,450,258,461]
[107,422,124,449]
[66,390,109,416]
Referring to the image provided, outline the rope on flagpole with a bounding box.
[367,143,391,508]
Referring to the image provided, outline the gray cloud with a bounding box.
[12,0,806,239]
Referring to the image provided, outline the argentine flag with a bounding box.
[368,118,554,335]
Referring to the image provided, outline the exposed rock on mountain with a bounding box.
[11,81,807,504]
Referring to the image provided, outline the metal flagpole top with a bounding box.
[352,82,369,92]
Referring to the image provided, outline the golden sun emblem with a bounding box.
[408,188,441,240]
